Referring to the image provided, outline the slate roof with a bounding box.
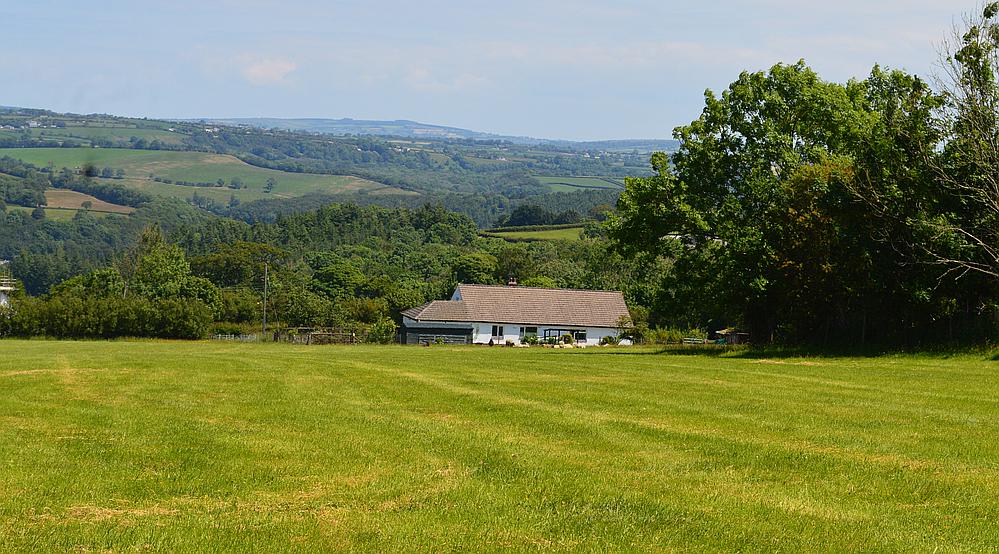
[401,284,630,328]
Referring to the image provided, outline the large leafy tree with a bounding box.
[130,228,223,316]
[611,62,948,343]
[931,1,999,279]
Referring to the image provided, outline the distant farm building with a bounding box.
[0,261,15,308]
[401,284,631,345]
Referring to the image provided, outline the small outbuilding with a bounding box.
[401,283,631,346]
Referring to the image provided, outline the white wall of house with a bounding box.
[471,323,623,345]
[403,317,628,346]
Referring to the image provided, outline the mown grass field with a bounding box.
[1,341,998,551]
[0,148,407,203]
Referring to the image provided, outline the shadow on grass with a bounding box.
[601,343,999,360]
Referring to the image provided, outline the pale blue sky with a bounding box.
[0,1,980,140]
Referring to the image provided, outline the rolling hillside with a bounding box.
[0,148,410,203]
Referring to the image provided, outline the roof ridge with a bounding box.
[457,283,623,294]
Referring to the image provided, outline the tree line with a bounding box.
[0,201,665,340]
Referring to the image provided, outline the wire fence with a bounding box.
[212,334,259,342]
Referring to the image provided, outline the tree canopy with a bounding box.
[611,61,990,344]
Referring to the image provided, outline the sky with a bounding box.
[0,0,982,140]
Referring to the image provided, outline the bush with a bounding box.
[600,335,620,346]
[366,317,397,344]
[2,295,213,339]
[646,327,682,345]
[0,305,14,337]
[643,327,708,345]
[211,323,248,335]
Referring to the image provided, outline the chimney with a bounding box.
[507,276,518,287]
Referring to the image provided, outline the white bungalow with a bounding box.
[401,283,631,346]
[0,261,14,308]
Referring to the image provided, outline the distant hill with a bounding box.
[188,117,679,152]
[550,139,681,153]
[189,117,521,141]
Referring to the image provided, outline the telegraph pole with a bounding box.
[262,261,269,340]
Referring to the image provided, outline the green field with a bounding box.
[30,126,187,145]
[2,341,998,551]
[485,226,584,241]
[0,148,409,203]
[536,176,625,193]
[8,205,122,222]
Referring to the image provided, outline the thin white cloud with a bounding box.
[404,66,488,93]
[240,57,297,85]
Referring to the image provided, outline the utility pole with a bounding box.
[262,261,269,340]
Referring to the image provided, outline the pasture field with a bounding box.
[7,206,122,222]
[1,341,998,551]
[536,176,624,192]
[29,126,188,146]
[45,189,134,214]
[484,226,584,241]
[0,148,406,203]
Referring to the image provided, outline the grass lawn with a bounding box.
[0,148,407,203]
[1,341,998,551]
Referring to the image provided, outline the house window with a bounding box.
[491,325,504,338]
[573,331,587,343]
[519,326,538,338]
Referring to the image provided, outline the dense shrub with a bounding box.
[0,296,213,339]
[642,327,707,345]
[366,318,398,344]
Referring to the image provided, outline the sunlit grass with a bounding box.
[1,341,997,551]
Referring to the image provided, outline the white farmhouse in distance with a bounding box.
[401,283,631,345]
[0,261,15,308]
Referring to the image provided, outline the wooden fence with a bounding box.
[274,327,368,345]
